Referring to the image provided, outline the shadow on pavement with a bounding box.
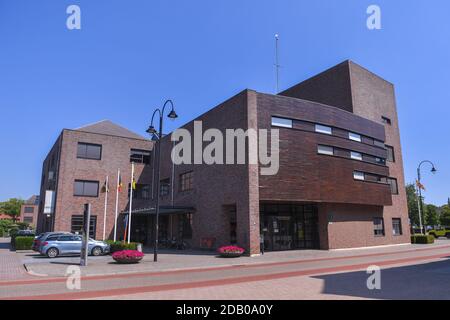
[313,257,450,300]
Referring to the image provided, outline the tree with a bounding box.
[425,204,440,227]
[440,205,450,227]
[0,198,24,223]
[406,184,420,226]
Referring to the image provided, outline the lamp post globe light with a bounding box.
[416,160,437,235]
[146,100,178,262]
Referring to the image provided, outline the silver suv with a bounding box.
[38,233,110,258]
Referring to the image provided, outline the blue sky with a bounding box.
[0,0,449,205]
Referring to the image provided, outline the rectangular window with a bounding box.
[23,217,33,224]
[271,116,293,128]
[180,171,194,192]
[74,180,99,197]
[348,132,362,142]
[160,179,170,196]
[387,178,399,195]
[24,206,34,214]
[375,157,386,165]
[71,215,97,238]
[382,116,392,125]
[315,124,332,135]
[77,143,102,160]
[392,218,402,236]
[350,151,363,161]
[374,140,385,148]
[386,145,395,162]
[353,171,365,181]
[128,184,151,200]
[130,149,151,164]
[374,217,385,236]
[317,145,334,156]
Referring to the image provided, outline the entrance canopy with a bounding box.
[120,206,195,216]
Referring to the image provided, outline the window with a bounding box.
[23,217,33,224]
[317,145,334,156]
[129,184,151,200]
[271,116,293,128]
[348,132,362,142]
[130,149,151,164]
[160,179,170,196]
[386,145,395,162]
[74,180,99,197]
[180,213,193,239]
[353,171,365,181]
[77,143,102,160]
[350,151,363,160]
[375,157,386,165]
[315,124,332,135]
[382,116,392,125]
[374,140,385,148]
[180,171,194,191]
[58,235,75,242]
[71,215,97,238]
[373,218,385,236]
[24,206,34,214]
[387,178,399,195]
[392,218,402,236]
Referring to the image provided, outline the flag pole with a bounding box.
[127,162,135,244]
[113,169,120,241]
[102,175,109,241]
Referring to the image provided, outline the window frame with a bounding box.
[77,142,102,160]
[382,116,392,125]
[392,218,402,236]
[317,145,334,156]
[353,171,365,181]
[271,116,293,128]
[180,171,194,192]
[373,217,385,237]
[71,215,97,239]
[74,180,99,197]
[348,132,362,142]
[315,124,332,135]
[386,145,395,162]
[130,149,151,165]
[387,177,399,195]
[350,151,363,161]
[160,178,171,196]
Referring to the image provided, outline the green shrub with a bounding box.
[14,236,34,250]
[106,241,141,253]
[411,234,434,244]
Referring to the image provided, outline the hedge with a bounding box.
[105,240,141,253]
[411,234,434,244]
[15,236,34,250]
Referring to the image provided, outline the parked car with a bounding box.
[38,234,110,258]
[16,230,35,237]
[32,232,72,252]
[428,227,450,239]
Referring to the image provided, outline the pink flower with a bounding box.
[112,250,144,260]
[218,245,245,254]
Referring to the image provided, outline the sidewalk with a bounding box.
[18,239,450,278]
[0,238,33,281]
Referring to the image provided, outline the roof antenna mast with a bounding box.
[274,33,280,93]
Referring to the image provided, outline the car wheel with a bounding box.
[91,246,102,256]
[46,248,59,258]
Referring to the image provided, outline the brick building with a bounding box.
[37,61,410,255]
[19,195,40,227]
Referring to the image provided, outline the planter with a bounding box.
[112,250,144,264]
[217,245,245,258]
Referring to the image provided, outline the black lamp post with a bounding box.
[416,160,437,235]
[146,100,178,262]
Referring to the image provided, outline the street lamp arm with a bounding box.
[418,160,436,171]
[161,99,174,115]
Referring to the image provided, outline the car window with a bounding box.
[74,236,82,241]
[46,235,59,241]
[58,235,75,241]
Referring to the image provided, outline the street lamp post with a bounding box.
[146,100,178,262]
[416,160,437,235]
